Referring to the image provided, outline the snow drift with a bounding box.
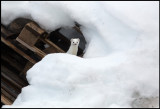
[1,1,159,108]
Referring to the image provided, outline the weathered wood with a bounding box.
[32,46,46,57]
[10,39,42,62]
[1,20,86,106]
[25,22,47,36]
[1,88,15,102]
[1,25,16,39]
[16,22,47,46]
[1,54,23,72]
[8,18,32,34]
[1,36,36,64]
[34,40,45,50]
[1,41,28,66]
[1,64,28,86]
[1,59,20,76]
[17,27,40,46]
[2,72,23,89]
[16,37,46,58]
[15,21,50,58]
[1,79,20,98]
[20,61,34,76]
[1,94,13,105]
[40,38,65,53]
[43,46,58,54]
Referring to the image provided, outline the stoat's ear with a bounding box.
[78,38,80,42]
[70,38,73,42]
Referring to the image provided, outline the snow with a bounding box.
[1,1,159,108]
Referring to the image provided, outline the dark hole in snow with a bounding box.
[49,22,86,56]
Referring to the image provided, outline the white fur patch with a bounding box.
[67,38,80,55]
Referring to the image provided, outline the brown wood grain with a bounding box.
[1,94,13,105]
[1,37,36,64]
[1,88,16,102]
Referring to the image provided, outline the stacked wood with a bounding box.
[1,43,28,105]
[1,18,85,106]
[1,25,16,39]
[16,22,65,58]
[8,18,32,34]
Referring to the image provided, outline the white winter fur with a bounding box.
[67,38,80,55]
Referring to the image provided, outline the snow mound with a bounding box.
[3,53,159,108]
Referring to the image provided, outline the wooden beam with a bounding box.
[43,46,58,54]
[1,36,36,64]
[1,65,28,86]
[2,72,23,89]
[25,22,47,36]
[19,61,34,76]
[8,18,32,34]
[1,81,19,98]
[1,55,23,72]
[16,27,40,47]
[32,46,46,58]
[16,37,46,58]
[1,94,13,105]
[16,22,47,46]
[1,88,15,102]
[40,38,65,53]
[1,25,15,39]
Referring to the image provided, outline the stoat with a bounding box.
[67,38,80,55]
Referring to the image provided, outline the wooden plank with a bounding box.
[43,46,58,54]
[16,37,37,53]
[1,54,23,72]
[25,22,46,36]
[8,18,32,34]
[1,80,19,98]
[17,27,40,46]
[1,36,36,64]
[1,94,13,105]
[16,22,49,58]
[20,61,34,76]
[1,25,15,39]
[1,88,15,102]
[32,46,46,58]
[16,37,46,58]
[40,38,65,53]
[1,41,27,66]
[16,22,47,46]
[1,64,28,86]
[2,72,23,89]
[9,39,41,62]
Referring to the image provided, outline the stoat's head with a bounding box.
[70,38,80,46]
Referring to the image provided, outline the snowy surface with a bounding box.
[2,1,159,108]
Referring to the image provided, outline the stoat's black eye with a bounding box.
[73,42,74,43]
